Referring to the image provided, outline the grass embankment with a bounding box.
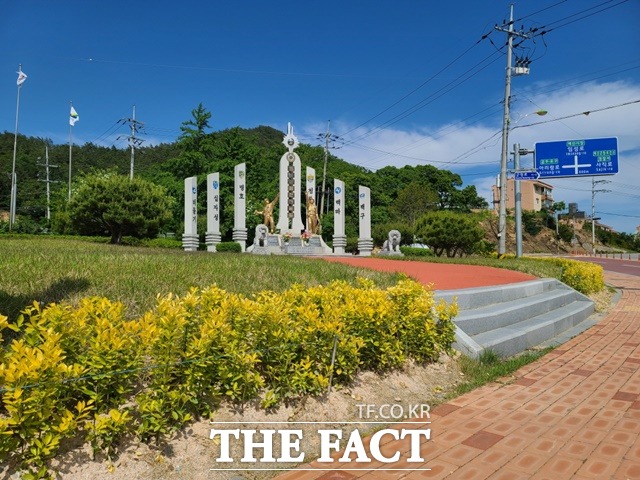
[1,235,602,476]
[0,236,400,322]
[1,236,604,390]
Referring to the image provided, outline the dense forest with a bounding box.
[1,105,488,245]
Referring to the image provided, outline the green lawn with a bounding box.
[0,236,400,322]
[0,235,579,324]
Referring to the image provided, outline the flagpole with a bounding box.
[68,101,73,201]
[10,65,24,230]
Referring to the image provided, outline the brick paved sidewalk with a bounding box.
[277,271,640,479]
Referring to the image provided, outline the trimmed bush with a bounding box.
[0,278,456,476]
[532,257,604,294]
[215,241,242,253]
[399,246,434,257]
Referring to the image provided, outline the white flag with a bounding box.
[17,70,27,86]
[70,106,79,126]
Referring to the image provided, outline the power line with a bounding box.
[339,33,494,140]
[597,211,640,218]
[344,97,639,170]
[517,0,570,21]
[530,0,630,37]
[343,51,503,147]
[516,62,640,98]
[511,98,640,129]
[346,102,504,169]
[338,1,635,174]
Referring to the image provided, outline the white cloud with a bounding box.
[310,80,640,233]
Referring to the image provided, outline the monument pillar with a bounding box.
[232,163,247,251]
[332,179,346,255]
[276,123,305,234]
[182,176,199,251]
[205,172,221,252]
[306,166,316,208]
[357,185,373,256]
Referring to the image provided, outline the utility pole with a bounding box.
[37,146,60,221]
[591,177,610,252]
[495,4,531,255]
[513,143,535,258]
[317,121,341,216]
[119,105,144,179]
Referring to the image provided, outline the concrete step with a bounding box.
[472,300,595,357]
[435,278,561,310]
[435,278,596,359]
[453,289,579,336]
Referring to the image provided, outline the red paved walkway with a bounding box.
[322,257,536,290]
[275,266,640,479]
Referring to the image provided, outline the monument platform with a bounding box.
[247,233,332,255]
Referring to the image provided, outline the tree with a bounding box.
[391,181,439,227]
[450,185,489,211]
[67,172,174,244]
[415,211,484,257]
[375,164,486,211]
[165,104,215,180]
[178,103,212,152]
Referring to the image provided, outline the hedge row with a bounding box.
[0,278,456,478]
[533,257,605,294]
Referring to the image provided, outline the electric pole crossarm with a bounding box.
[119,105,145,179]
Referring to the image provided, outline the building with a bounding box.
[492,179,554,212]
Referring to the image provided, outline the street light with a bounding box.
[510,110,548,131]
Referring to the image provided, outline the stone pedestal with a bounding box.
[282,235,332,255]
[357,238,374,257]
[248,233,331,255]
[232,228,247,252]
[248,233,283,255]
[205,232,221,252]
[182,234,199,252]
[333,234,347,255]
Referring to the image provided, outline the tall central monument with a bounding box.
[276,123,305,234]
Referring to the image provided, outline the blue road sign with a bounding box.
[534,137,618,178]
[514,171,540,181]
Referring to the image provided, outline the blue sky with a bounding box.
[2,0,640,233]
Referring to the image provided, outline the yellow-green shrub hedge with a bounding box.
[533,258,605,294]
[0,278,456,478]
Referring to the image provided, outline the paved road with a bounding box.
[574,256,640,278]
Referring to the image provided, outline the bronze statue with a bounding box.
[306,192,319,234]
[255,195,278,233]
